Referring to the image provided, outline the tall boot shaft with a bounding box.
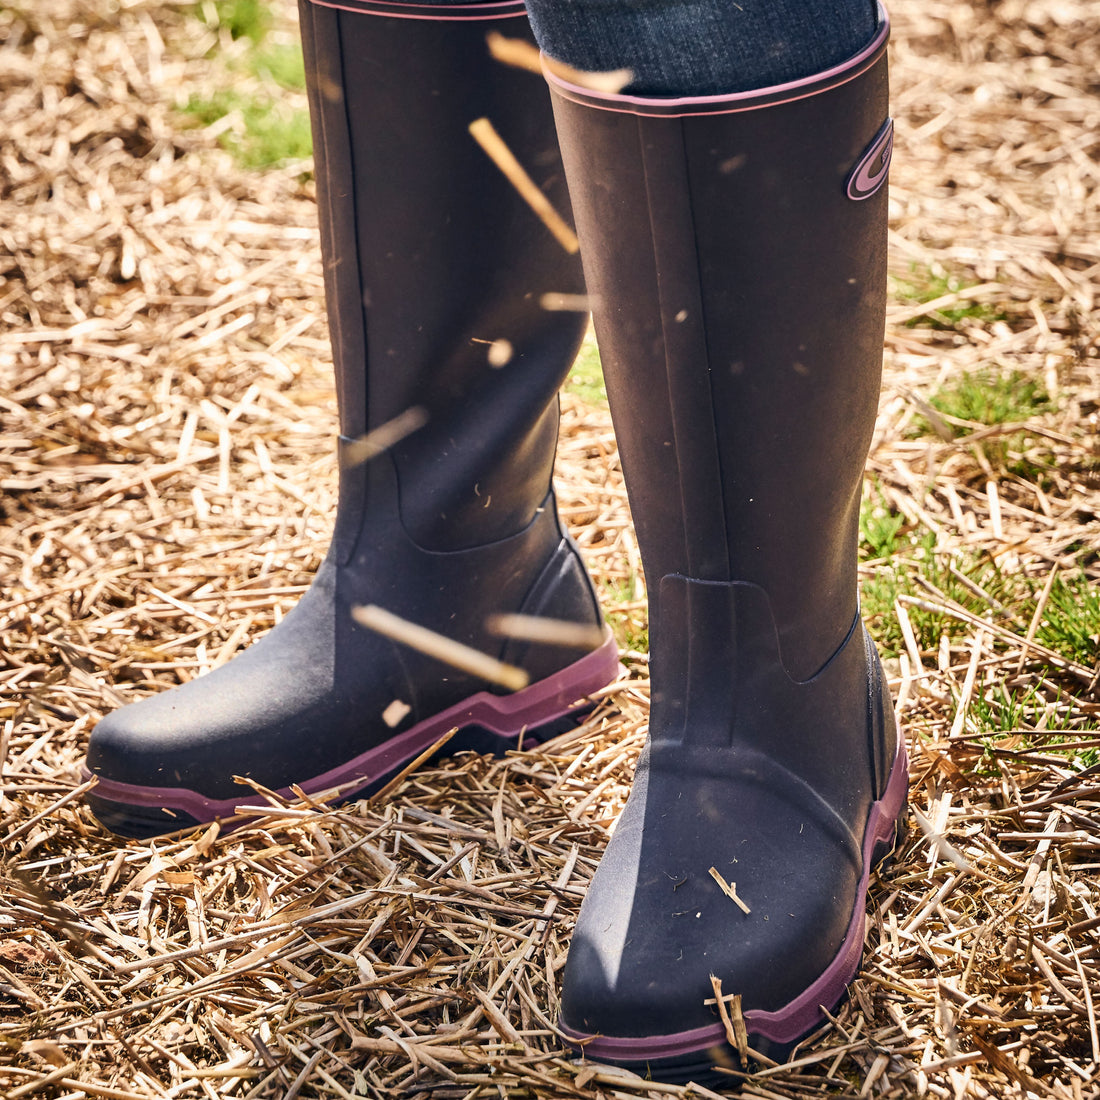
[83,2,618,838]
[301,0,588,554]
[549,27,891,679]
[544,16,905,1075]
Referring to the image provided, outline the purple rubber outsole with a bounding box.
[85,633,619,823]
[560,734,910,1061]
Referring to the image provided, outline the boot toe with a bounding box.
[559,745,870,1064]
[83,544,618,838]
[86,647,336,796]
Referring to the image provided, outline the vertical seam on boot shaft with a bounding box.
[636,116,730,583]
[303,2,370,446]
[635,114,686,584]
[551,55,890,681]
[684,122,734,585]
[304,2,374,565]
[332,11,370,440]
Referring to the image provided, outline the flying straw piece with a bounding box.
[468,117,580,254]
[487,612,607,651]
[540,292,592,312]
[485,31,632,93]
[353,604,530,691]
[382,699,411,728]
[708,866,751,914]
[341,405,429,469]
[470,336,514,367]
[484,30,547,74]
[487,339,513,367]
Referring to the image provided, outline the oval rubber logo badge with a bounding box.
[847,117,893,201]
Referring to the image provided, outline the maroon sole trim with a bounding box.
[559,733,910,1061]
[84,633,619,823]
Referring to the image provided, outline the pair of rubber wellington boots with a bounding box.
[85,0,908,1080]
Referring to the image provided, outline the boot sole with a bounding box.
[84,633,619,838]
[559,733,909,1082]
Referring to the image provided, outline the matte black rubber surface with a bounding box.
[84,1,615,838]
[85,636,617,839]
[547,13,905,1077]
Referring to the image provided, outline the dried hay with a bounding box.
[1,0,1098,1096]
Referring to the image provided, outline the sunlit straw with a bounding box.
[485,32,632,94]
[353,604,530,691]
[341,406,429,469]
[539,292,592,312]
[487,612,606,651]
[468,117,579,254]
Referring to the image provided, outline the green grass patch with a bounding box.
[971,683,1099,770]
[860,524,1029,659]
[566,337,607,408]
[891,264,1005,329]
[602,575,648,654]
[184,0,310,168]
[858,482,924,655]
[922,368,1052,429]
[861,511,1098,686]
[906,368,1056,484]
[860,568,909,658]
[969,682,1048,736]
[251,43,306,90]
[969,682,1096,739]
[860,481,909,561]
[184,90,312,168]
[1036,574,1100,667]
[197,0,271,43]
[568,338,641,652]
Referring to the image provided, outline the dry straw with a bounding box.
[2,0,1099,1096]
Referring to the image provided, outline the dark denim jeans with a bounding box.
[409,0,879,95]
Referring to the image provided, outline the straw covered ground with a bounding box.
[1,0,1099,1095]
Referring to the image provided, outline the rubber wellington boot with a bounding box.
[83,0,618,839]
[545,10,908,1079]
